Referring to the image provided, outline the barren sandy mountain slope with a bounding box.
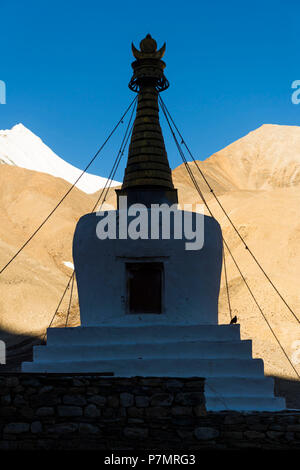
[0,124,300,388]
[173,124,300,194]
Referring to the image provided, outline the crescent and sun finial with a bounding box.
[131,34,166,60]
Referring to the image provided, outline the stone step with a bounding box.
[33,340,253,362]
[205,395,286,412]
[206,376,275,397]
[22,357,264,377]
[46,324,241,346]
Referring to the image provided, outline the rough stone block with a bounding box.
[31,421,43,434]
[127,407,144,418]
[87,395,106,406]
[47,423,78,434]
[150,393,173,406]
[4,423,30,434]
[107,395,119,408]
[57,406,83,417]
[223,431,243,439]
[123,427,148,439]
[120,392,134,407]
[224,415,245,425]
[244,431,265,439]
[193,404,207,416]
[84,404,100,418]
[79,423,100,434]
[1,394,11,405]
[171,406,193,416]
[19,406,34,419]
[0,406,17,417]
[36,407,55,417]
[266,431,284,439]
[287,425,300,432]
[194,426,219,440]
[175,392,203,406]
[39,386,54,394]
[13,394,26,406]
[63,395,87,406]
[135,395,149,407]
[5,377,19,388]
[145,406,170,418]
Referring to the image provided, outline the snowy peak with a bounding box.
[0,124,121,194]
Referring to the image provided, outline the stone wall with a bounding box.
[0,374,299,450]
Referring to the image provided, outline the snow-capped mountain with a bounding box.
[0,124,121,193]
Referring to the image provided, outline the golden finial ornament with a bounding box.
[129,34,169,92]
[131,34,166,60]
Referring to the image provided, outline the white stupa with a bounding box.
[22,34,286,412]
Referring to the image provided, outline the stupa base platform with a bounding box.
[22,323,286,412]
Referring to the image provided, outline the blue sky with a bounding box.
[0,0,299,182]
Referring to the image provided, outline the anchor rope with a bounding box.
[42,272,74,343]
[223,246,233,321]
[90,99,137,213]
[159,96,300,380]
[65,272,75,328]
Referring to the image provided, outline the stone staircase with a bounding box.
[21,323,286,411]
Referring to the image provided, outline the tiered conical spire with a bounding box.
[123,86,174,190]
[116,34,178,207]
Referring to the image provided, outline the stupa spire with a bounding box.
[116,34,178,207]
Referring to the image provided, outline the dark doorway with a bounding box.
[126,262,163,314]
